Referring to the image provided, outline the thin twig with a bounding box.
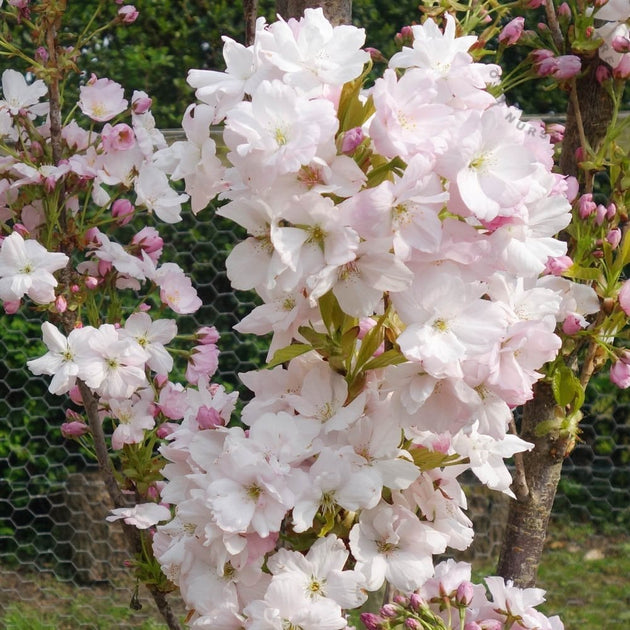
[544,0,565,53]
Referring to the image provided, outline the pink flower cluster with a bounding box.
[361,559,563,630]
[595,0,630,78]
[149,9,580,628]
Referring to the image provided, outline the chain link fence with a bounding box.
[1,201,629,628]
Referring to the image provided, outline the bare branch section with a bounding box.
[244,0,259,46]
[276,0,352,25]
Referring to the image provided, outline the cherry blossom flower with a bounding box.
[0,69,48,116]
[27,323,95,395]
[0,231,69,304]
[107,503,171,529]
[78,76,128,122]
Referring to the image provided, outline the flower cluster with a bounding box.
[149,9,586,627]
[0,65,221,457]
[361,559,562,630]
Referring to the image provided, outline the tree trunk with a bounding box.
[498,61,614,586]
[276,0,351,25]
[496,382,570,587]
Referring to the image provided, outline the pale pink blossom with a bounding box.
[107,503,171,529]
[78,76,128,122]
[0,69,48,116]
[0,231,69,304]
[109,390,156,449]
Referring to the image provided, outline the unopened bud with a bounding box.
[55,295,67,313]
[456,581,474,606]
[380,604,397,618]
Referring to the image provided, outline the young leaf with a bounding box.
[266,343,312,369]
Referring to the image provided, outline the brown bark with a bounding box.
[276,0,351,25]
[244,0,258,46]
[560,58,614,180]
[497,53,615,588]
[496,382,570,587]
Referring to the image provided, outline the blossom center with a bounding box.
[307,575,326,597]
[246,483,263,500]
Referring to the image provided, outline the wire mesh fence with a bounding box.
[1,205,629,629]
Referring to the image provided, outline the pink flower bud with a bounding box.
[526,0,545,7]
[69,385,84,406]
[562,312,586,335]
[156,422,178,438]
[409,592,426,611]
[85,276,98,289]
[578,193,596,219]
[607,202,617,220]
[606,228,622,248]
[531,49,554,64]
[558,2,571,17]
[498,17,525,46]
[610,356,630,388]
[612,36,630,53]
[404,620,421,630]
[380,604,397,618]
[595,203,608,225]
[196,326,219,345]
[553,55,581,79]
[544,255,573,276]
[613,55,630,79]
[479,621,502,630]
[546,123,565,144]
[132,91,152,114]
[596,64,612,84]
[341,127,365,154]
[35,46,49,63]
[464,623,482,630]
[564,176,579,202]
[118,5,139,23]
[55,295,67,313]
[365,47,387,64]
[111,198,135,225]
[456,581,474,606]
[393,594,408,605]
[13,223,29,237]
[70,284,80,293]
[154,373,169,388]
[3,300,20,314]
[84,226,100,245]
[196,405,223,429]
[132,226,163,255]
[618,279,630,316]
[139,302,151,311]
[61,420,89,438]
[359,613,383,630]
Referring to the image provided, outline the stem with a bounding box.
[497,382,569,587]
[243,0,259,46]
[544,0,564,53]
[76,381,182,630]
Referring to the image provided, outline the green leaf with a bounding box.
[297,326,329,350]
[563,265,601,282]
[366,156,407,187]
[362,348,407,371]
[266,343,312,369]
[318,290,344,335]
[551,364,585,410]
[411,448,464,472]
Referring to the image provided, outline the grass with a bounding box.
[1,521,629,629]
[472,520,630,630]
